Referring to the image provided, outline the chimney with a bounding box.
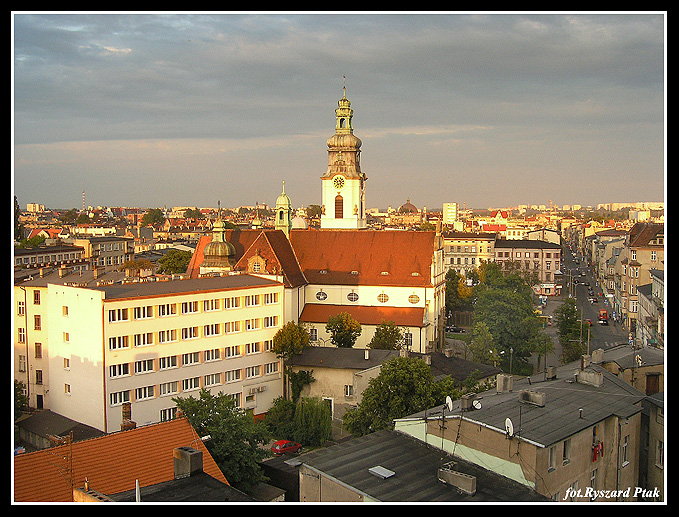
[438,463,476,495]
[423,354,431,365]
[546,366,557,380]
[518,389,546,407]
[591,348,604,364]
[173,447,203,479]
[460,393,476,411]
[120,402,136,431]
[496,373,513,393]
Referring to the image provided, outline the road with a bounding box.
[533,245,629,374]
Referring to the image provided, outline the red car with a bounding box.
[271,440,302,455]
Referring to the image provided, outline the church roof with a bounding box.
[289,229,437,287]
[299,303,426,328]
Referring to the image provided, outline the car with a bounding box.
[271,440,302,455]
[446,325,466,333]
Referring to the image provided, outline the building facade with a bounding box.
[443,231,496,277]
[494,239,562,295]
[15,271,284,432]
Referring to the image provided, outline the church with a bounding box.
[186,86,446,354]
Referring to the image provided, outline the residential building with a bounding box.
[395,359,646,501]
[296,428,550,502]
[14,270,284,432]
[494,239,562,295]
[636,269,664,349]
[442,202,459,226]
[639,392,664,501]
[66,235,135,272]
[443,231,496,277]
[14,244,87,276]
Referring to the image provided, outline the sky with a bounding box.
[12,12,666,212]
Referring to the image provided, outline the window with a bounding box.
[182,377,200,391]
[35,370,43,385]
[18,328,25,344]
[159,355,178,370]
[64,384,71,395]
[158,329,177,343]
[344,384,354,397]
[135,359,153,374]
[590,469,597,500]
[264,316,278,328]
[316,291,328,301]
[134,332,153,347]
[63,357,70,370]
[347,291,359,302]
[656,440,664,468]
[225,296,240,309]
[182,352,200,366]
[109,363,130,378]
[110,390,130,405]
[264,292,278,304]
[225,345,241,358]
[108,308,129,322]
[621,435,629,466]
[159,381,179,396]
[182,326,199,340]
[404,333,412,347]
[203,299,220,312]
[225,321,241,333]
[109,336,130,350]
[246,342,261,354]
[225,369,241,382]
[377,293,389,303]
[548,445,556,471]
[563,438,571,465]
[245,319,260,331]
[204,323,221,337]
[34,315,41,330]
[17,300,25,316]
[204,348,221,362]
[160,407,177,422]
[136,386,155,400]
[34,291,40,305]
[309,328,318,341]
[62,306,69,316]
[244,295,260,307]
[204,373,221,387]
[335,194,343,218]
[158,303,177,317]
[246,365,261,378]
[181,301,198,314]
[133,305,153,319]
[265,361,279,374]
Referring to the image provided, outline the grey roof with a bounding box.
[600,343,665,370]
[494,239,561,249]
[410,351,502,383]
[15,410,104,443]
[289,347,399,370]
[298,429,550,502]
[406,362,645,448]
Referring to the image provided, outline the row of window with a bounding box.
[107,317,279,350]
[107,362,279,406]
[15,251,84,266]
[107,293,279,323]
[315,290,420,305]
[108,343,274,377]
[496,251,560,259]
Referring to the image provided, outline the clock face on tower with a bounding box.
[332,175,345,190]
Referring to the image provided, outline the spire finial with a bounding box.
[343,74,346,97]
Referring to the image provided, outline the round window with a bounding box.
[408,294,420,304]
[316,291,328,301]
[347,292,359,302]
[377,293,389,303]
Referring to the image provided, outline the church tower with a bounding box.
[320,81,367,229]
[275,181,293,238]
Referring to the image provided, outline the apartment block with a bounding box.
[14,270,284,433]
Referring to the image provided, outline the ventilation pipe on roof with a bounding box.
[173,447,204,479]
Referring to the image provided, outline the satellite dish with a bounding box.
[445,396,454,413]
[472,400,482,410]
[505,417,514,437]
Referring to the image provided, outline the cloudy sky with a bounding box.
[13,12,665,212]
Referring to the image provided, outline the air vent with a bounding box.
[368,465,395,479]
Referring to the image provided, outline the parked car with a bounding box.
[271,440,302,455]
[446,325,466,333]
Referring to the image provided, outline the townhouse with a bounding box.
[442,231,496,277]
[493,239,563,295]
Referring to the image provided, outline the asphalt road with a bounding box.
[533,246,629,374]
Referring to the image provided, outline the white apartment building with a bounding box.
[14,271,284,433]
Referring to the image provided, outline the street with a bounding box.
[533,245,629,374]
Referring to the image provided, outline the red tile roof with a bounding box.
[13,418,227,502]
[289,229,437,287]
[299,303,426,328]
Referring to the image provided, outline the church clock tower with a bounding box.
[320,81,367,229]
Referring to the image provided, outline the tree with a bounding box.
[554,298,587,363]
[173,389,269,494]
[264,397,297,440]
[368,320,404,350]
[156,249,192,274]
[342,356,458,437]
[293,397,332,446]
[469,321,498,365]
[15,380,29,418]
[141,208,165,227]
[272,321,310,362]
[326,312,362,348]
[183,207,203,219]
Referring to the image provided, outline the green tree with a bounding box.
[326,312,362,348]
[15,380,29,418]
[293,397,332,446]
[264,397,297,440]
[342,356,458,437]
[173,389,269,494]
[554,298,586,363]
[183,207,203,219]
[272,321,310,362]
[141,208,165,227]
[156,249,192,274]
[469,321,498,365]
[119,259,153,277]
[368,320,404,350]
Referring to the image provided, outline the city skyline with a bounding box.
[13,12,666,211]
